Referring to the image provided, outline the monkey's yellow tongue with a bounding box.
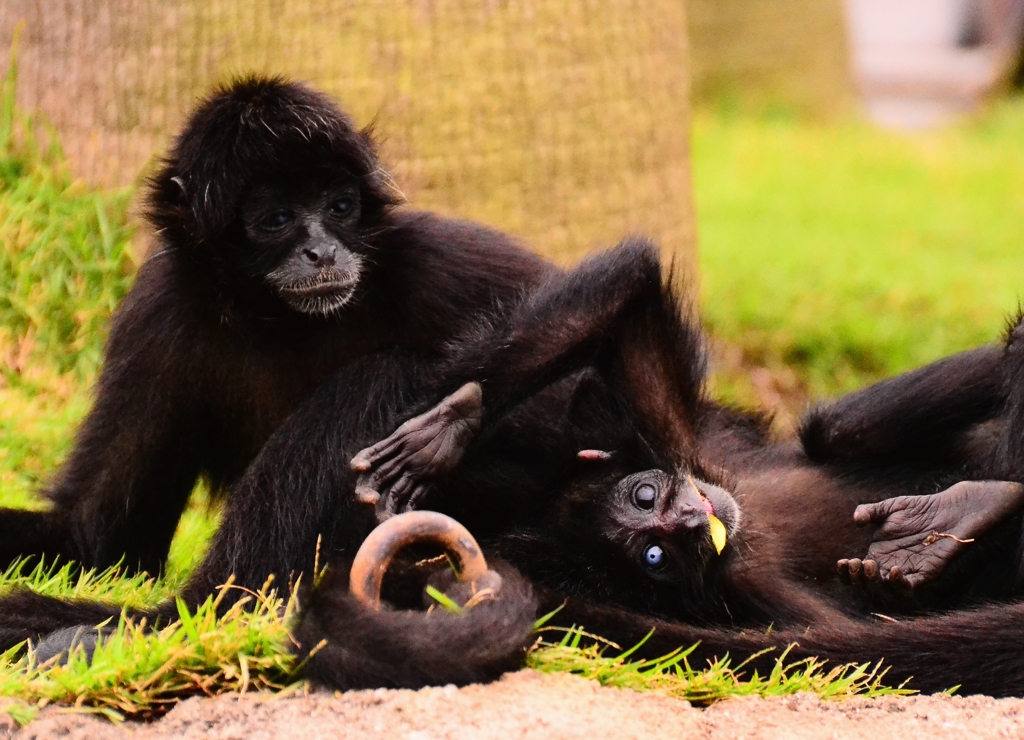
[708,514,727,554]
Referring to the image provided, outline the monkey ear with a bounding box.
[356,127,404,209]
[566,372,639,454]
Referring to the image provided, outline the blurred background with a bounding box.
[1,0,1024,533]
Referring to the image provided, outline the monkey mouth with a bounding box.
[283,272,358,298]
[280,270,360,316]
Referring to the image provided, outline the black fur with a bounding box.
[9,76,1024,696]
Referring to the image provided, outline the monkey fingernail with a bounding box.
[355,486,381,505]
[351,456,371,472]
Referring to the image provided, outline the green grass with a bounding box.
[0,573,908,723]
[0,52,137,381]
[528,628,908,706]
[0,572,297,721]
[695,99,1024,403]
[9,74,1024,716]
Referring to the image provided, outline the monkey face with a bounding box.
[242,175,367,316]
[602,469,741,585]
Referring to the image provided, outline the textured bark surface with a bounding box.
[0,0,695,267]
[688,0,855,117]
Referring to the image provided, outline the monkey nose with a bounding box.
[303,244,337,268]
[656,505,705,535]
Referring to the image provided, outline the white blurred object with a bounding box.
[845,0,1024,128]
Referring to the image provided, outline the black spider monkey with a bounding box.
[0,75,556,688]
[348,236,1024,696]
[0,75,554,579]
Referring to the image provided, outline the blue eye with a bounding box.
[643,544,666,570]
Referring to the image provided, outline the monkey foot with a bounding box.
[351,382,484,520]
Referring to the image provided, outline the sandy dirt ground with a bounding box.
[7,670,1024,740]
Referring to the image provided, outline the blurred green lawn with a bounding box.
[695,99,1024,403]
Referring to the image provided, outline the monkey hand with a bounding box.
[351,382,484,520]
[838,480,1024,589]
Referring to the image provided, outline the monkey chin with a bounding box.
[285,286,358,317]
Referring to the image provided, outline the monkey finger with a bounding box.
[351,433,408,471]
[355,485,381,506]
[837,559,851,582]
[350,444,387,471]
[847,558,864,584]
[356,470,393,499]
[853,503,888,526]
[404,484,431,513]
[380,473,417,519]
[898,572,923,589]
[862,559,879,581]
[889,566,925,590]
[359,452,411,494]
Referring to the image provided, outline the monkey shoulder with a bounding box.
[370,209,556,340]
[383,210,554,287]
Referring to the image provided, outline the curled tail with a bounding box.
[292,563,538,690]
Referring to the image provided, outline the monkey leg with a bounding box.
[837,480,1024,589]
[551,593,1024,697]
[800,345,1004,465]
[180,350,436,606]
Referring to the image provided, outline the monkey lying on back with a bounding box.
[349,238,1024,696]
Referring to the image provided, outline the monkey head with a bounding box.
[601,468,741,584]
[145,75,402,316]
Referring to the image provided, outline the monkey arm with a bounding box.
[444,236,703,456]
[181,350,434,603]
[354,236,708,515]
[800,346,1004,464]
[0,276,206,575]
[837,480,1024,589]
